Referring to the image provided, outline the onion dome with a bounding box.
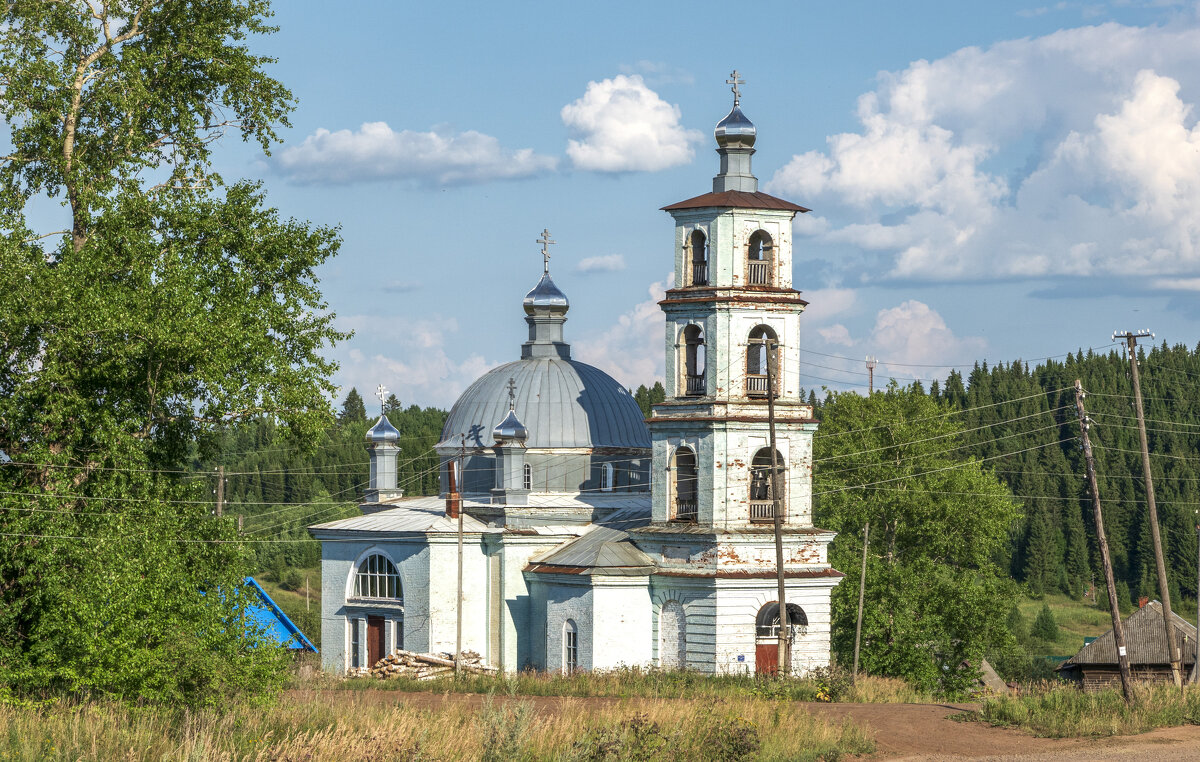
[365,415,399,443]
[715,104,756,149]
[492,407,529,444]
[522,272,569,315]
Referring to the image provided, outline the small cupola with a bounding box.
[364,409,402,509]
[521,228,572,360]
[713,69,758,194]
[491,377,530,507]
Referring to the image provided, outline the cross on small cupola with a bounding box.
[726,70,745,106]
[537,228,556,274]
[507,377,518,410]
[376,384,388,414]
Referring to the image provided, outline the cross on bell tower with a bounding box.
[726,70,745,106]
[537,228,556,274]
[376,384,389,414]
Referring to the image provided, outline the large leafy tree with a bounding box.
[814,385,1020,694]
[0,1,344,704]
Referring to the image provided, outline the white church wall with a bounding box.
[589,576,653,670]
[498,537,567,671]
[541,576,594,673]
[713,580,836,676]
[426,534,490,656]
[650,577,717,672]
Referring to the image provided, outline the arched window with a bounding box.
[671,446,698,522]
[681,325,705,397]
[755,602,808,638]
[601,462,614,492]
[746,230,773,285]
[563,619,579,673]
[688,229,708,286]
[749,447,786,523]
[354,553,402,601]
[523,463,532,490]
[745,325,779,397]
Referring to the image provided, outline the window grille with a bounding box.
[350,618,362,669]
[564,620,579,673]
[523,463,532,490]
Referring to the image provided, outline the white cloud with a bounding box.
[766,22,1200,286]
[573,274,672,387]
[575,254,627,273]
[561,75,702,172]
[332,315,495,409]
[277,122,557,186]
[800,287,858,321]
[618,60,695,86]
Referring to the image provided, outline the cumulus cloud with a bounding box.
[575,254,627,273]
[561,75,702,172]
[573,274,672,387]
[766,22,1200,286]
[276,122,557,186]
[332,315,495,409]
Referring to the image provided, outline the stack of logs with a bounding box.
[370,649,496,680]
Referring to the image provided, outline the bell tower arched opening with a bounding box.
[671,446,698,522]
[745,325,779,397]
[681,325,706,397]
[749,447,785,523]
[688,229,708,286]
[746,230,773,286]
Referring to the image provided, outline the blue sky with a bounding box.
[211,2,1200,406]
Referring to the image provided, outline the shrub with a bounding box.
[1031,604,1059,642]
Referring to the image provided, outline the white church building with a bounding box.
[310,80,843,676]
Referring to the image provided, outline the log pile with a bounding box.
[370,649,496,680]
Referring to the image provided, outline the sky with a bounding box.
[115,1,1200,407]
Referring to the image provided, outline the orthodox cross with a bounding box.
[727,70,745,106]
[506,377,517,410]
[537,228,556,274]
[376,384,388,414]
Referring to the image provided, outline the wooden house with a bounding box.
[1057,601,1196,689]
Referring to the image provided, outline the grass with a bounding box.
[1017,593,1116,659]
[300,663,932,704]
[0,692,874,761]
[966,682,1200,738]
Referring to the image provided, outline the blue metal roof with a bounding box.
[244,577,317,652]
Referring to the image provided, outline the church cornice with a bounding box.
[653,568,845,580]
[660,291,809,308]
[660,190,809,213]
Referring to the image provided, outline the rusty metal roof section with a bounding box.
[525,507,654,576]
[1061,601,1197,667]
[661,190,810,213]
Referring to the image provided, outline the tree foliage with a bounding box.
[0,0,343,705]
[815,384,1020,693]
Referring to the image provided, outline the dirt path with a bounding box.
[289,689,1200,760]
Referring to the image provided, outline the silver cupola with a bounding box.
[713,69,759,193]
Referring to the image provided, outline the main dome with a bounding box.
[439,357,650,450]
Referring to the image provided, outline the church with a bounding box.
[309,78,844,676]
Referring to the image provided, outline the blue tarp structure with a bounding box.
[244,576,318,652]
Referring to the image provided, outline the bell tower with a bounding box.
[633,74,840,677]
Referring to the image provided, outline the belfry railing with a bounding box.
[674,500,698,522]
[685,374,705,396]
[747,260,770,285]
[691,261,708,286]
[749,500,782,523]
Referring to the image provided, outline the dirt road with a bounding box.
[292,689,1200,760]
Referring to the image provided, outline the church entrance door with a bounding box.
[755,642,778,675]
[367,615,386,667]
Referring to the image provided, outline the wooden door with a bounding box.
[367,615,385,668]
[755,642,778,675]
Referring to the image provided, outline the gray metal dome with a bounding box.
[366,415,400,443]
[492,407,529,443]
[439,358,650,450]
[715,104,756,148]
[523,272,569,315]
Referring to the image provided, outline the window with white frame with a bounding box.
[349,618,362,669]
[394,618,404,652]
[523,463,532,490]
[563,619,579,673]
[353,553,402,600]
[601,462,614,492]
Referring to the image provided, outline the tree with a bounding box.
[0,1,343,705]
[1030,603,1059,642]
[815,384,1021,694]
[340,388,368,424]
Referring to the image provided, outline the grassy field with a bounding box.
[0,692,873,761]
[967,683,1200,737]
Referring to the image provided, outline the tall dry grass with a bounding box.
[973,682,1200,737]
[0,691,874,761]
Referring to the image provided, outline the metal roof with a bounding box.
[309,503,492,535]
[661,190,810,213]
[1061,601,1198,667]
[244,577,317,652]
[523,272,569,314]
[438,357,651,450]
[366,415,400,443]
[715,104,756,149]
[527,507,654,575]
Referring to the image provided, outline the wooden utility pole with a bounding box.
[1115,330,1182,686]
[765,339,789,676]
[865,356,878,395]
[455,435,465,676]
[1193,513,1200,685]
[215,465,225,517]
[1075,380,1134,702]
[852,521,869,685]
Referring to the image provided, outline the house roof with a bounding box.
[526,507,654,576]
[661,190,809,213]
[1061,601,1197,668]
[244,577,317,652]
[309,502,493,535]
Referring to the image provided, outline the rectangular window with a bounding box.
[350,618,361,670]
[394,618,404,652]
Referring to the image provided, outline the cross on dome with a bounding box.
[537,228,556,274]
[506,377,517,410]
[726,70,745,106]
[375,384,388,412]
